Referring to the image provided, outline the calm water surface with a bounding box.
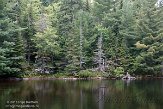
[0,79,163,109]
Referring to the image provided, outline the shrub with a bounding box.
[54,73,70,78]
[78,70,96,78]
[113,67,125,77]
[18,72,40,78]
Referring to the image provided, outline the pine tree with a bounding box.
[21,0,39,63]
[56,0,83,72]
[32,1,61,73]
[132,0,163,75]
[0,0,24,77]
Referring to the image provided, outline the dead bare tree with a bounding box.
[79,14,84,69]
[94,33,106,71]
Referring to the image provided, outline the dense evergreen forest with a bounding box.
[0,0,163,77]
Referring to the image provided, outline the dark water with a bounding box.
[0,79,163,109]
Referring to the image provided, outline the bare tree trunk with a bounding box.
[94,33,105,71]
[79,12,84,69]
[155,0,163,7]
[98,34,102,71]
[26,1,32,63]
[38,6,47,32]
[97,33,105,71]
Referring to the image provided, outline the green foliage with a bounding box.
[54,73,73,78]
[113,67,125,77]
[78,70,96,78]
[34,28,60,55]
[18,72,40,78]
[0,0,162,77]
[0,0,25,77]
[135,41,148,49]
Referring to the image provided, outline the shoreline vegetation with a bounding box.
[1,70,163,81]
[1,76,163,81]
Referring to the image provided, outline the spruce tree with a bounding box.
[56,0,83,72]
[132,0,163,75]
[0,0,24,77]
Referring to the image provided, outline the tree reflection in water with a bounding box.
[0,80,163,109]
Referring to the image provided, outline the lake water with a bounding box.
[0,79,163,109]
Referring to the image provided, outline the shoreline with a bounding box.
[0,77,106,81]
[1,76,163,81]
